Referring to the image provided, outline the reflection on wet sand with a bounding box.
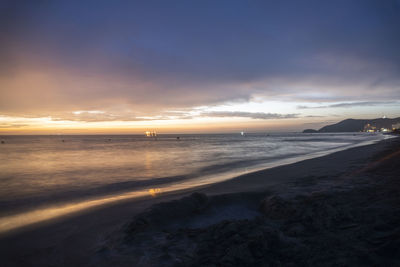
[0,172,232,234]
[148,188,162,197]
[0,190,149,234]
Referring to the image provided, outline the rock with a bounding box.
[126,217,149,235]
[299,196,354,231]
[339,223,359,230]
[126,192,209,234]
[219,221,239,238]
[286,223,306,237]
[222,244,254,265]
[259,195,296,220]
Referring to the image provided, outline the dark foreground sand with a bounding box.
[1,137,400,266]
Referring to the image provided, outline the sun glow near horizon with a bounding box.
[0,115,305,134]
[1,98,399,134]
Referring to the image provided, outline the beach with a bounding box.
[3,1,400,266]
[1,136,399,266]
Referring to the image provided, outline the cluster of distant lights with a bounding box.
[145,131,157,137]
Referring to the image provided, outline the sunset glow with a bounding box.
[1,1,399,134]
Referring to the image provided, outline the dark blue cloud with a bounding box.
[1,0,400,112]
[297,101,399,109]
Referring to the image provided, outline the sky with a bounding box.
[1,0,399,134]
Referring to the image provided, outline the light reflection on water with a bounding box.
[0,133,387,232]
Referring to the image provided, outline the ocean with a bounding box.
[0,132,388,231]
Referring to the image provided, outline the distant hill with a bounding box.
[303,117,400,133]
[303,129,318,133]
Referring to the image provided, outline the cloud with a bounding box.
[0,123,29,128]
[56,112,193,122]
[201,111,299,120]
[297,101,399,109]
[0,0,399,119]
[45,110,297,122]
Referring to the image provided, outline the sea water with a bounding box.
[0,133,387,227]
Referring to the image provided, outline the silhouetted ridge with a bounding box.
[319,119,369,132]
[303,117,400,133]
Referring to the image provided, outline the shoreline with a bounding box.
[1,136,399,266]
[0,135,389,234]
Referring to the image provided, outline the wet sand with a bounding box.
[1,136,399,266]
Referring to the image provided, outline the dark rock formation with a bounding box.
[259,195,296,220]
[126,192,209,235]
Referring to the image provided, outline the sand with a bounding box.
[1,136,399,266]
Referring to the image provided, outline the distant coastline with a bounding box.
[303,116,400,133]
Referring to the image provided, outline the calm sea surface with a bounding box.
[0,133,387,220]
